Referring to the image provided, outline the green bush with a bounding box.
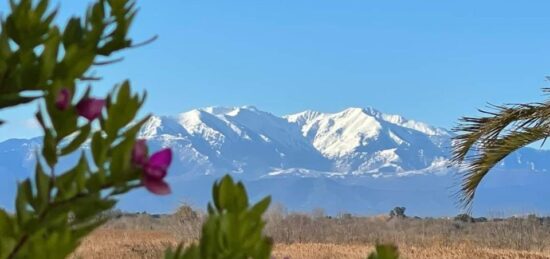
[0,0,172,258]
[367,244,399,259]
[165,175,273,259]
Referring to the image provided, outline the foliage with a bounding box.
[367,244,399,259]
[0,0,140,113]
[452,88,550,208]
[389,207,406,219]
[165,175,273,259]
[0,0,168,258]
[454,213,474,223]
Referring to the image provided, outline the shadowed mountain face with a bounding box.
[2,106,550,216]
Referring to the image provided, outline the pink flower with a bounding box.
[55,88,71,110]
[143,149,172,180]
[143,178,171,195]
[76,98,105,120]
[142,149,172,195]
[131,141,172,195]
[131,139,148,166]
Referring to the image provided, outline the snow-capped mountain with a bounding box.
[139,106,331,178]
[139,106,454,179]
[2,106,550,216]
[285,107,452,176]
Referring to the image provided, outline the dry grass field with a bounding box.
[70,206,550,258]
[73,229,550,259]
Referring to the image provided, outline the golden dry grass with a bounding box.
[73,229,550,259]
[273,243,550,259]
[72,230,178,259]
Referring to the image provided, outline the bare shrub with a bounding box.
[102,207,550,254]
[167,203,204,242]
[102,204,205,243]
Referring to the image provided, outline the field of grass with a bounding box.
[69,205,550,258]
[73,229,550,259]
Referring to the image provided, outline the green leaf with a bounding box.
[0,92,41,109]
[69,197,116,224]
[55,154,88,200]
[249,196,271,219]
[34,110,46,129]
[122,115,151,139]
[34,161,51,213]
[59,124,91,156]
[0,209,14,236]
[368,244,399,259]
[104,81,141,137]
[214,176,232,211]
[15,180,33,225]
[0,235,16,259]
[62,18,83,48]
[42,128,57,168]
[38,27,60,84]
[170,175,272,259]
[109,135,135,181]
[91,131,107,168]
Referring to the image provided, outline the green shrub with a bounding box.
[367,244,399,259]
[165,175,273,259]
[0,0,171,258]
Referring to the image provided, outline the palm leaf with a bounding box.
[456,126,549,208]
[452,90,550,209]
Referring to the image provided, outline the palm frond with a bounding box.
[457,126,549,209]
[452,92,550,209]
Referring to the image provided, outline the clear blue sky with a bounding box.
[2,0,550,140]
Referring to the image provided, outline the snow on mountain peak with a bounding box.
[140,115,189,140]
[286,107,449,137]
[140,115,162,138]
[200,105,259,117]
[359,107,450,137]
[137,106,454,177]
[283,107,452,173]
[285,110,323,125]
[308,107,382,157]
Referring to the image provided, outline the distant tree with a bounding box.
[474,217,488,223]
[453,88,550,209]
[454,213,474,223]
[389,207,407,219]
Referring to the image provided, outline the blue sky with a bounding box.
[2,1,550,140]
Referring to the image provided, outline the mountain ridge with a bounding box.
[136,106,457,179]
[2,106,550,215]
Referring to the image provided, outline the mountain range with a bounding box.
[2,106,550,216]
